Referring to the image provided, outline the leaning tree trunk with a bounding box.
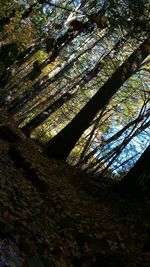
[111,145,150,198]
[45,37,149,160]
[21,91,76,135]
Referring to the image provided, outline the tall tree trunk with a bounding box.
[77,109,105,165]
[111,145,150,198]
[44,37,149,160]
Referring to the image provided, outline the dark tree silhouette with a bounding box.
[111,145,150,198]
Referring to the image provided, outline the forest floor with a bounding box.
[0,109,150,267]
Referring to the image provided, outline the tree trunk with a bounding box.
[21,92,76,135]
[111,145,150,198]
[44,37,149,160]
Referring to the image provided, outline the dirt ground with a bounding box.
[0,109,150,267]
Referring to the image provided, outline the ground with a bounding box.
[0,109,150,267]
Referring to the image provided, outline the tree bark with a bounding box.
[45,37,149,160]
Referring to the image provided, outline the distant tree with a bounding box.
[77,106,150,169]
[0,9,16,31]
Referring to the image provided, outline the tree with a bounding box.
[44,37,149,160]
[1,0,149,177]
[111,144,150,197]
